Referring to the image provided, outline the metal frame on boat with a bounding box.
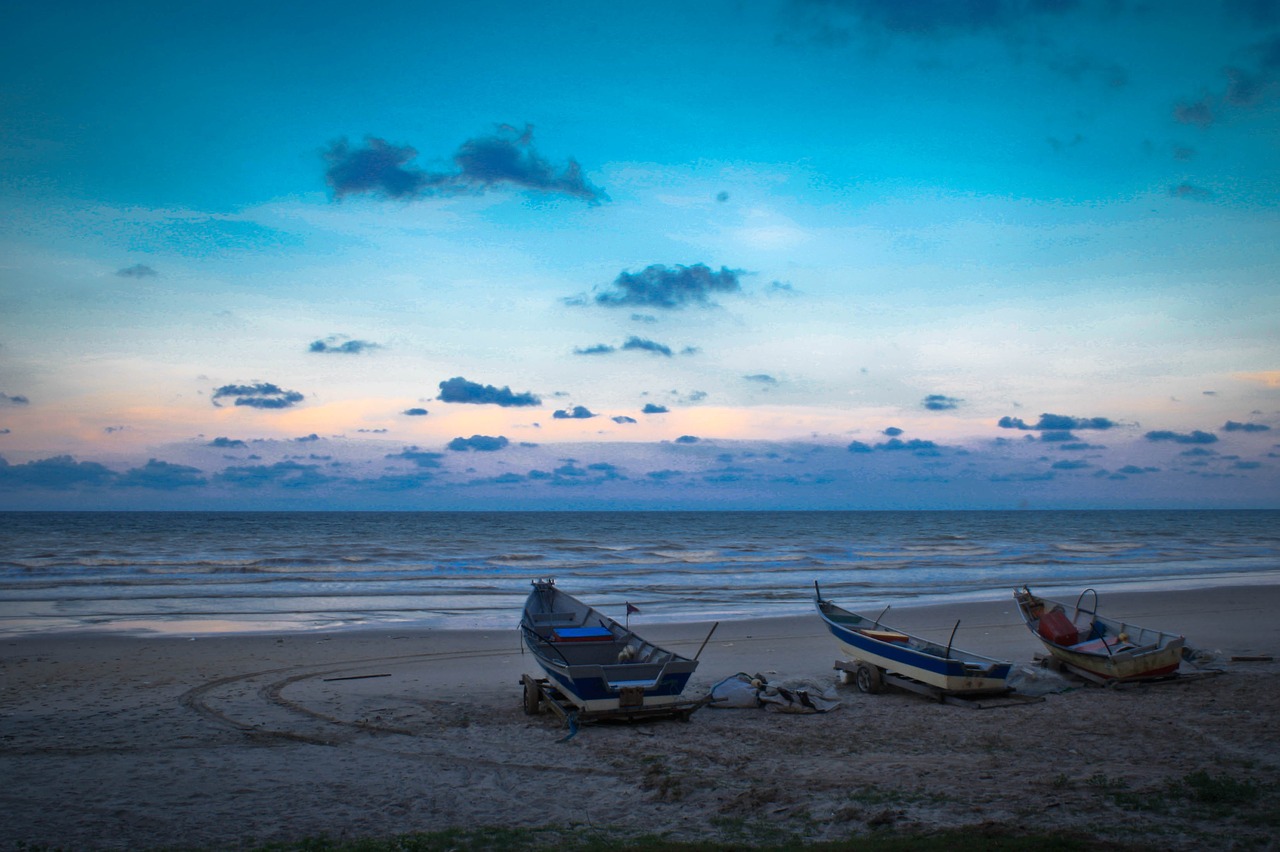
[814,582,1015,698]
[1014,586,1187,684]
[520,578,705,723]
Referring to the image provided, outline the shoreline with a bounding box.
[5,571,1279,640]
[3,583,1277,850]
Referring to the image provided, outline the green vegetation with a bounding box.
[237,825,1134,852]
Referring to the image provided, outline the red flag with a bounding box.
[626,602,640,615]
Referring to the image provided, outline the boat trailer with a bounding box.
[521,674,707,734]
[833,659,1043,709]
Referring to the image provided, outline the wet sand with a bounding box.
[2,585,1277,849]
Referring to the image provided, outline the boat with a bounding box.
[520,578,701,716]
[814,583,1014,696]
[1014,587,1186,683]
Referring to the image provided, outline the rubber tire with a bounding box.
[523,679,542,715]
[855,664,885,695]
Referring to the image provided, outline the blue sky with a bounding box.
[1,0,1278,510]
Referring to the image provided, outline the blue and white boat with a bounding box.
[815,585,1013,695]
[520,578,700,714]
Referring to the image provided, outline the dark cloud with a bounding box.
[403,408,429,417]
[621,337,673,357]
[847,437,940,455]
[387,447,443,468]
[292,434,321,443]
[211,383,305,410]
[0,393,30,406]
[642,403,669,414]
[675,435,701,444]
[1051,459,1090,470]
[1145,429,1219,444]
[923,394,961,411]
[215,461,334,489]
[116,263,158,278]
[447,435,510,452]
[323,125,606,204]
[612,416,637,424]
[437,377,540,407]
[1173,98,1214,127]
[574,344,616,355]
[553,406,597,420]
[116,459,206,489]
[309,336,381,354]
[1172,34,1280,129]
[744,374,778,385]
[594,264,743,309]
[791,0,1080,45]
[0,455,116,489]
[1224,420,1271,432]
[1170,183,1213,201]
[208,436,248,449]
[883,427,904,436]
[998,413,1116,431]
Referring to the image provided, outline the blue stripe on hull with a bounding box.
[825,621,1012,687]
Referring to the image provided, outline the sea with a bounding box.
[1,510,1277,636]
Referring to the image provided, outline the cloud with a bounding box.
[621,337,673,357]
[1223,420,1271,432]
[594,264,744,309]
[1,393,30,406]
[437,377,540,407]
[576,337,681,357]
[792,0,1078,44]
[998,413,1116,431]
[1145,429,1219,444]
[1173,98,1215,127]
[0,455,116,489]
[846,437,940,455]
[553,406,597,420]
[116,263,158,278]
[309,336,381,354]
[675,435,701,444]
[923,394,961,411]
[883,427,903,436]
[612,416,637,424]
[387,447,443,468]
[642,403,669,414]
[1171,34,1280,130]
[322,124,606,204]
[116,459,206,489]
[447,435,510,452]
[744,374,778,385]
[403,408,429,416]
[215,461,334,488]
[1170,183,1213,201]
[208,437,248,448]
[211,383,305,409]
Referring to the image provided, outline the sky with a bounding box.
[1,0,1278,510]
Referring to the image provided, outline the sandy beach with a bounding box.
[2,584,1278,850]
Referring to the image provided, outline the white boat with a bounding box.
[1014,586,1186,683]
[520,578,700,715]
[815,584,1013,695]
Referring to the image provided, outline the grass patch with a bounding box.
[234,824,1142,852]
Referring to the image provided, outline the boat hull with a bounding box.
[1014,588,1185,682]
[521,579,698,713]
[816,598,1012,694]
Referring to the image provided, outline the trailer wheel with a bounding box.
[522,678,542,715]
[855,664,885,694]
